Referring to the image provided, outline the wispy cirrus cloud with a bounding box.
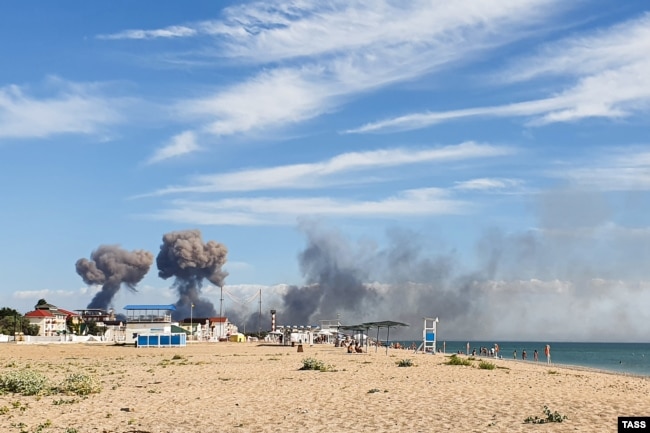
[454,178,524,191]
[209,0,560,63]
[105,0,564,157]
[174,0,561,138]
[349,12,650,133]
[0,77,125,140]
[140,141,512,196]
[97,25,197,40]
[145,187,469,226]
[146,130,200,165]
[551,147,650,191]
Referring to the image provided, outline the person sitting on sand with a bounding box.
[355,344,363,353]
[347,343,354,354]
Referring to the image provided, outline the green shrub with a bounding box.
[0,370,51,396]
[478,360,496,370]
[57,373,102,396]
[524,405,568,424]
[396,359,414,367]
[445,354,472,366]
[299,357,335,372]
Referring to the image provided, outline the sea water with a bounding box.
[395,341,650,376]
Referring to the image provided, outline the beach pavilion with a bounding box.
[341,321,409,354]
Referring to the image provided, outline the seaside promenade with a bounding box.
[1,342,649,432]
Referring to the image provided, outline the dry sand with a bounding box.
[1,342,649,433]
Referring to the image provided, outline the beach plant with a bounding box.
[396,359,414,367]
[0,369,51,396]
[445,354,472,366]
[57,373,102,396]
[53,398,79,405]
[524,405,568,424]
[299,357,335,372]
[478,360,496,370]
[34,419,52,433]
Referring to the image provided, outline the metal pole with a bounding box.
[219,286,223,318]
[386,326,390,355]
[258,289,262,337]
[190,304,194,341]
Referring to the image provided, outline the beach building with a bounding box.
[75,308,114,325]
[275,325,315,346]
[177,316,238,341]
[122,304,176,345]
[24,301,80,337]
[74,308,115,336]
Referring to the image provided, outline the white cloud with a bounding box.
[145,141,512,196]
[98,25,197,40]
[211,0,559,62]
[142,0,564,154]
[145,187,469,226]
[348,12,650,133]
[454,178,523,191]
[0,78,124,139]
[551,147,650,191]
[146,130,200,165]
[178,67,336,136]
[13,289,79,300]
[501,12,650,82]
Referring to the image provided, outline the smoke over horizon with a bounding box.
[156,229,228,321]
[75,245,154,310]
[245,187,650,342]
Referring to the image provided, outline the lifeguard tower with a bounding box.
[416,317,438,353]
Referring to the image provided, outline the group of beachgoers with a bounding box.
[511,344,551,364]
[463,342,551,364]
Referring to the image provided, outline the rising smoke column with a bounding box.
[279,224,381,326]
[76,245,154,309]
[156,229,228,320]
[275,223,487,338]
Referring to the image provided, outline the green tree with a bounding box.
[0,309,36,336]
[85,321,100,336]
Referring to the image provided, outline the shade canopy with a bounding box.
[340,321,409,354]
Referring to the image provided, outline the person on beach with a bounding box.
[534,349,538,362]
[545,344,551,364]
[522,350,527,360]
[513,349,517,359]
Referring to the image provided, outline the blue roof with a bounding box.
[124,304,176,311]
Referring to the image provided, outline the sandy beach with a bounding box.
[1,342,649,433]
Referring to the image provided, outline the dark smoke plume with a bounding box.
[76,245,154,310]
[268,185,650,342]
[277,224,380,327]
[156,229,228,320]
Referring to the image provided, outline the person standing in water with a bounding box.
[545,344,551,364]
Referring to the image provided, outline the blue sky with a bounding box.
[2,1,649,341]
